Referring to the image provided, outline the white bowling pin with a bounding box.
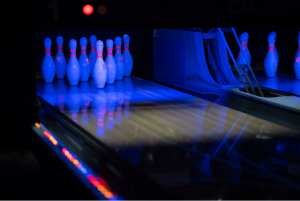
[93,40,107,88]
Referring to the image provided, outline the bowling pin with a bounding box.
[66,39,81,86]
[115,81,125,123]
[79,37,91,82]
[236,32,250,75]
[244,32,251,63]
[123,34,133,76]
[79,82,91,125]
[270,31,279,63]
[264,34,278,78]
[294,31,300,79]
[114,36,125,80]
[89,35,97,77]
[105,39,117,84]
[67,86,81,123]
[93,40,107,88]
[105,85,117,129]
[54,36,67,79]
[41,38,55,83]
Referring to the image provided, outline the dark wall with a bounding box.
[3,0,300,125]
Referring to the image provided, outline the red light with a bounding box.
[83,4,94,15]
[97,5,107,15]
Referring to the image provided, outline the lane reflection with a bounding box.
[37,76,300,197]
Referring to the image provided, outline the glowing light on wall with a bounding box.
[97,5,107,15]
[83,4,94,15]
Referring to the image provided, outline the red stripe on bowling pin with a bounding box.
[124,44,129,51]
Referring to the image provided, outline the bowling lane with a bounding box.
[36,76,300,199]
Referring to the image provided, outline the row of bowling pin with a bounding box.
[41,34,133,87]
[236,31,300,79]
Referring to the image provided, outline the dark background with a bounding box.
[2,0,300,126]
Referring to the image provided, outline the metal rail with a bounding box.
[217,28,250,94]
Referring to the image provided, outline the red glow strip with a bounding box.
[70,54,76,57]
[241,42,245,45]
[242,47,245,49]
[43,131,52,138]
[299,49,300,52]
[45,52,51,55]
[296,57,300,62]
[45,48,51,50]
[116,50,121,53]
[91,45,95,47]
[96,51,103,53]
[124,44,129,47]
[269,44,275,46]
[57,50,62,52]
[107,53,113,56]
[124,48,129,51]
[248,51,250,53]
[98,119,103,121]
[108,112,113,115]
[116,46,121,48]
[268,48,274,51]
[97,123,104,126]
[91,49,96,51]
[82,109,87,112]
[97,56,103,58]
[70,49,76,52]
[81,47,86,49]
[57,45,62,48]
[59,106,64,109]
[107,48,113,51]
[81,51,86,54]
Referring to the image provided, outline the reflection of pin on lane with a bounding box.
[41,38,55,83]
[94,89,107,136]
[123,77,133,118]
[79,82,91,125]
[55,79,67,113]
[67,86,81,123]
[115,81,125,123]
[105,85,117,129]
